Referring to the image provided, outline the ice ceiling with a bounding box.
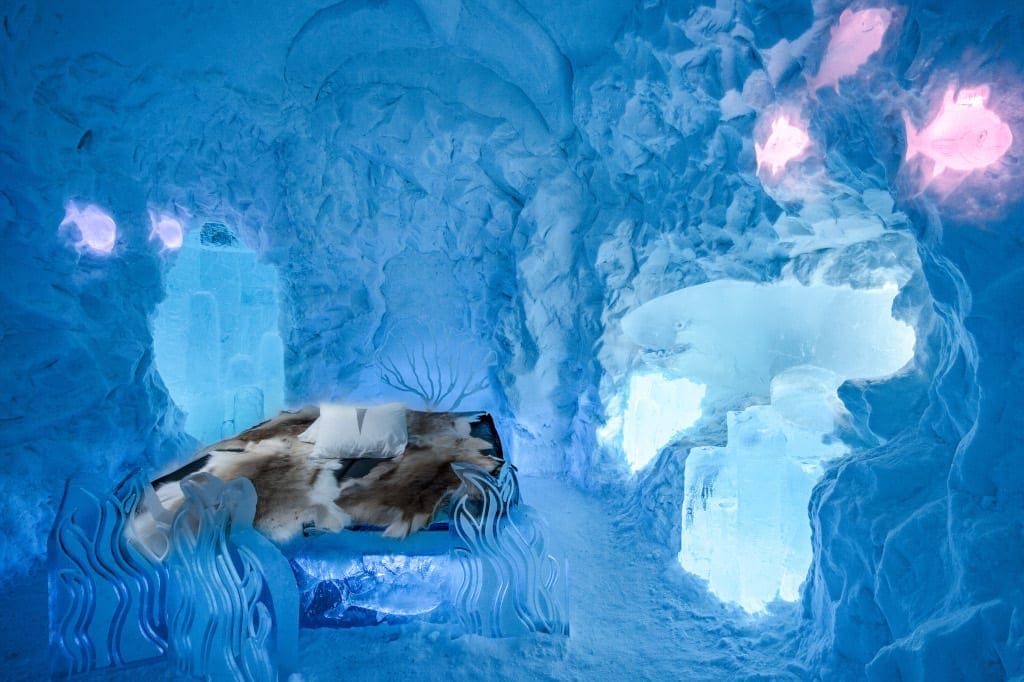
[2,0,1023,678]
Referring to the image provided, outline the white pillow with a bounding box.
[299,402,408,459]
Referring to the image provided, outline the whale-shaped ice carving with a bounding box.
[624,280,917,613]
[755,115,811,176]
[60,201,117,255]
[621,279,915,403]
[903,85,1014,178]
[808,7,892,94]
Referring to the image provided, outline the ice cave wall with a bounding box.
[1,0,1022,677]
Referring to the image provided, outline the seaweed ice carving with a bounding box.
[49,472,299,680]
[48,475,168,677]
[164,473,298,681]
[449,463,569,637]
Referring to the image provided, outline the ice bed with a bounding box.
[48,405,568,679]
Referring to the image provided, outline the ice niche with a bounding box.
[153,222,285,444]
[622,279,915,612]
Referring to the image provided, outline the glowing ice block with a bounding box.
[622,279,916,404]
[153,223,284,444]
[621,374,705,472]
[622,279,916,612]
[681,367,848,612]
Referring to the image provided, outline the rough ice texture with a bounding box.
[1,0,1023,678]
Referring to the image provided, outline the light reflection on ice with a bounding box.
[60,201,117,255]
[808,7,893,94]
[903,84,1014,181]
[149,210,184,250]
[755,115,811,176]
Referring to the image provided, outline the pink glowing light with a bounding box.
[903,85,1014,178]
[809,7,893,94]
[149,210,183,250]
[756,115,811,175]
[60,201,117,254]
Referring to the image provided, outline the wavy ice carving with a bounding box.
[49,472,298,680]
[449,463,569,637]
[48,475,168,677]
[164,473,298,681]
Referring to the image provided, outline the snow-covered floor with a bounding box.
[2,477,803,680]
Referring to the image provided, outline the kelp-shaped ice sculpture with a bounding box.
[164,473,297,680]
[49,472,297,680]
[449,463,569,636]
[48,475,168,676]
[50,461,564,677]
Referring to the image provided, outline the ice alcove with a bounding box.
[622,279,916,612]
[152,222,285,444]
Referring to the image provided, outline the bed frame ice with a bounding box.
[47,412,568,680]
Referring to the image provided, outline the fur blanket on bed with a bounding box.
[146,408,502,545]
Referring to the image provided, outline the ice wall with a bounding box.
[2,0,1023,677]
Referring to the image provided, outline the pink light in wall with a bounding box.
[809,7,893,94]
[756,115,811,176]
[903,85,1013,179]
[149,210,183,250]
[61,201,117,255]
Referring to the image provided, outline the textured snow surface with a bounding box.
[2,0,1023,678]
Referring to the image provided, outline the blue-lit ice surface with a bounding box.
[153,222,285,443]
[1,0,1023,679]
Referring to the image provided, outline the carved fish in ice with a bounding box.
[755,115,810,175]
[148,210,183,250]
[808,7,892,94]
[61,201,117,254]
[903,85,1014,178]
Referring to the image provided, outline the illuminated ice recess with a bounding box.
[152,222,285,444]
[622,279,915,612]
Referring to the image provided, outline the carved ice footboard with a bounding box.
[49,463,568,680]
[50,472,297,680]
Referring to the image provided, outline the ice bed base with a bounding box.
[48,462,568,680]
